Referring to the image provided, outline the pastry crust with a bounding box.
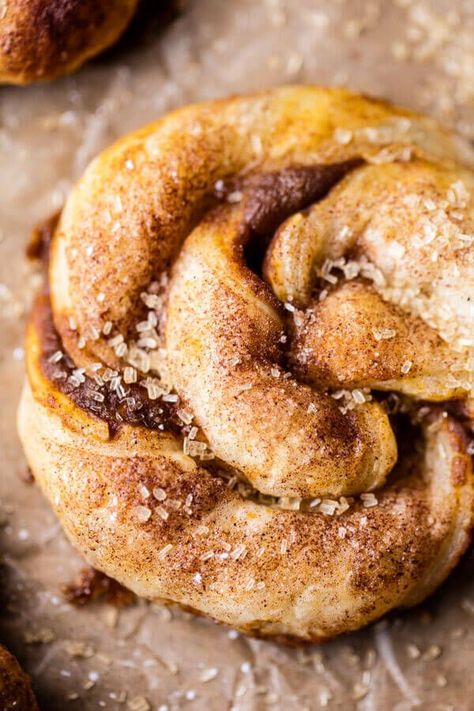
[0,645,38,711]
[18,86,474,641]
[0,0,138,84]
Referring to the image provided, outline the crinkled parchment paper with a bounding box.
[1,1,473,709]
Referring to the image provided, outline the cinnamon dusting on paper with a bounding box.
[62,567,136,607]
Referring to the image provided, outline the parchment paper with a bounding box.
[1,1,473,709]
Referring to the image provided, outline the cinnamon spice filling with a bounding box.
[35,295,183,439]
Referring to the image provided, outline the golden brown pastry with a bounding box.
[0,644,38,710]
[0,0,138,84]
[18,87,474,642]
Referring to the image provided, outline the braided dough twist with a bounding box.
[0,0,138,84]
[19,87,474,641]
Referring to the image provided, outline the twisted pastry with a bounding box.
[0,0,138,84]
[0,645,38,710]
[19,87,474,641]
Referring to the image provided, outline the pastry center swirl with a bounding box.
[38,157,472,502]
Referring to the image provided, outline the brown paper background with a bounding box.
[1,1,473,709]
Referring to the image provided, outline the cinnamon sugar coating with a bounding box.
[0,0,137,84]
[0,645,38,711]
[19,87,474,641]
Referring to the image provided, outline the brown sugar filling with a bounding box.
[35,295,183,439]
